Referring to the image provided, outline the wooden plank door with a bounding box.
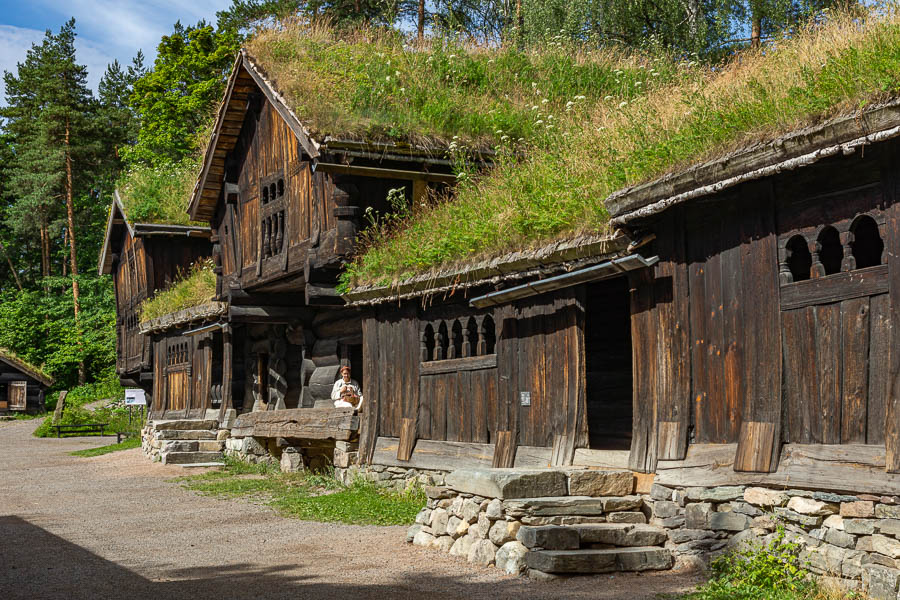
[9,381,26,410]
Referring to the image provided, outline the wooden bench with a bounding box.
[116,430,138,444]
[52,423,108,438]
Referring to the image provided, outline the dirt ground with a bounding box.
[0,419,704,599]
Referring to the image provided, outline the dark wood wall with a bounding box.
[631,143,898,473]
[360,289,586,462]
[113,231,210,378]
[151,331,219,419]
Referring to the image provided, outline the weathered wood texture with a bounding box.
[657,443,900,495]
[231,407,358,440]
[884,144,900,471]
[149,331,222,420]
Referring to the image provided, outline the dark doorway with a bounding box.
[584,278,633,450]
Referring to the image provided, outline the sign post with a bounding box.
[125,389,147,429]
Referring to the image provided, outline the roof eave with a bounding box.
[97,191,135,276]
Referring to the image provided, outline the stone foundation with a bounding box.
[335,463,448,488]
[645,482,900,599]
[141,419,227,464]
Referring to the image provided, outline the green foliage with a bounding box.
[181,458,426,526]
[116,157,201,225]
[33,377,134,439]
[125,20,241,166]
[139,259,217,322]
[70,436,141,457]
[343,5,900,287]
[685,527,812,600]
[0,276,115,388]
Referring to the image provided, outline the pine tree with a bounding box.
[0,18,98,383]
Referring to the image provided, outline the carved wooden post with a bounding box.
[434,323,445,361]
[810,239,825,278]
[841,229,856,271]
[420,327,431,362]
[462,318,473,358]
[449,320,461,359]
[477,316,490,355]
[778,245,793,285]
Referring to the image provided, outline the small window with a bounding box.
[277,178,285,197]
[270,182,277,201]
[851,215,884,269]
[817,226,843,276]
[786,235,812,282]
[262,186,269,205]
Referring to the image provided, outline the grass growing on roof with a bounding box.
[179,457,425,525]
[339,4,900,288]
[116,157,201,226]
[139,259,217,322]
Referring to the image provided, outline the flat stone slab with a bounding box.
[575,523,667,547]
[161,451,224,465]
[445,469,567,499]
[525,547,673,573]
[178,462,225,468]
[517,526,580,550]
[153,419,218,431]
[504,496,642,517]
[155,430,217,440]
[566,470,633,497]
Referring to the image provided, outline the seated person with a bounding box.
[331,365,363,410]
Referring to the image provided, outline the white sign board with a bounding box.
[124,388,147,406]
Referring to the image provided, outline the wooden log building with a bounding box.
[343,100,900,494]
[99,192,212,394]
[168,49,469,433]
[0,351,52,414]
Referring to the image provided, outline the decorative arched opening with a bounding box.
[786,235,812,282]
[851,214,884,269]
[465,317,478,357]
[481,315,496,355]
[421,324,435,362]
[817,226,843,275]
[436,321,449,361]
[450,320,464,359]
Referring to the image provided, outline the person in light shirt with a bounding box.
[331,365,363,411]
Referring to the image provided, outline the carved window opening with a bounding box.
[817,226,843,276]
[166,341,190,367]
[421,314,497,363]
[260,173,286,259]
[785,235,812,283]
[850,214,884,269]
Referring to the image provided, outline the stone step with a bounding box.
[155,430,217,440]
[574,523,668,547]
[152,419,218,431]
[504,495,642,518]
[178,462,225,468]
[160,451,224,465]
[525,547,674,574]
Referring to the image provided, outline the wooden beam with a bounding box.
[229,305,313,323]
[230,407,359,440]
[306,283,345,306]
[372,437,551,471]
[314,162,458,185]
[658,443,900,495]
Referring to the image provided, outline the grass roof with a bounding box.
[139,259,217,323]
[309,4,900,289]
[0,349,52,386]
[116,158,203,226]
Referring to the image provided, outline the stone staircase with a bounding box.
[142,419,225,466]
[409,467,674,578]
[519,522,672,574]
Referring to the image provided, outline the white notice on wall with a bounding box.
[124,388,147,406]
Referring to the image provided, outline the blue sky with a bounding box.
[0,0,234,98]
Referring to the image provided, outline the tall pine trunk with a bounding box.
[64,115,85,385]
[0,242,23,291]
[417,0,425,42]
[750,6,762,49]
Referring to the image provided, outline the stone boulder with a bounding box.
[495,541,529,575]
[566,470,633,497]
[445,469,568,499]
[468,539,499,566]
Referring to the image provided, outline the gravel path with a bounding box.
[0,419,703,599]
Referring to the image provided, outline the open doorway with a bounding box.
[584,278,633,450]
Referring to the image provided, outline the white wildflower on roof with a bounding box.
[541,98,549,104]
[604,95,613,101]
[618,101,628,108]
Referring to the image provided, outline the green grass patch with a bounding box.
[70,436,141,457]
[180,457,425,526]
[139,259,216,322]
[116,157,204,226]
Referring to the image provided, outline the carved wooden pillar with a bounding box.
[778,245,793,285]
[462,319,473,358]
[477,316,489,355]
[449,320,461,359]
[841,229,856,272]
[420,327,431,362]
[434,323,445,361]
[810,239,825,278]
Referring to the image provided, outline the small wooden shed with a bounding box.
[0,351,52,414]
[98,192,212,392]
[345,100,900,495]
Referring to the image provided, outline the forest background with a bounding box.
[0,0,844,394]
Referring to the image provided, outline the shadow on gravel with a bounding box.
[0,515,560,600]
